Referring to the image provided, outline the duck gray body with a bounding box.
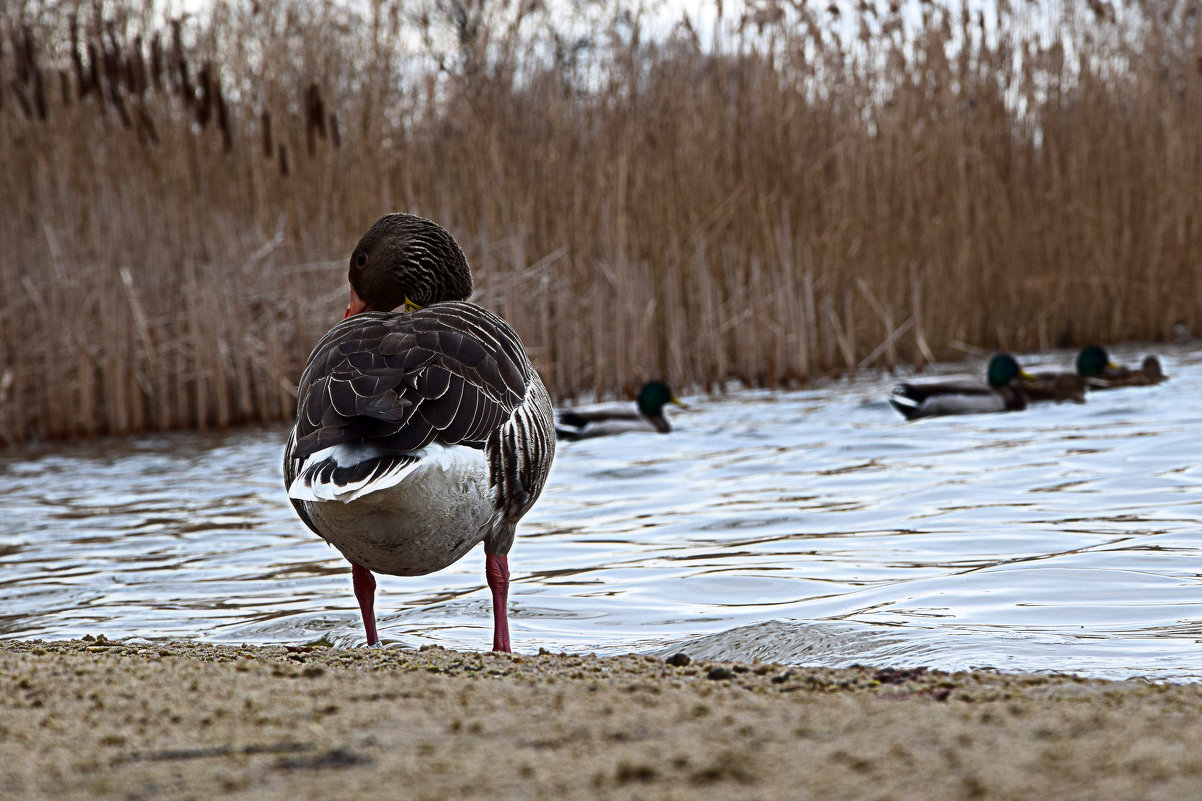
[556,381,683,439]
[889,380,1025,420]
[556,403,667,439]
[558,416,663,438]
[889,354,1029,420]
[283,214,555,651]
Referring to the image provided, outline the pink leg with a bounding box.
[485,553,511,653]
[351,561,380,646]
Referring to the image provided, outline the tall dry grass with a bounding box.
[1,0,1200,444]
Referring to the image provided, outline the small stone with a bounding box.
[706,666,735,681]
[665,653,691,667]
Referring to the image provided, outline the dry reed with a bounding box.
[1,0,1199,445]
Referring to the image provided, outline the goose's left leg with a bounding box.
[351,561,380,646]
[485,553,511,653]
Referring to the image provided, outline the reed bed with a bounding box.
[1,0,1199,445]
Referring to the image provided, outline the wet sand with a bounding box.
[3,637,1200,800]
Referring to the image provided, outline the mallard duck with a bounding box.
[1016,371,1087,404]
[283,213,556,652]
[556,381,686,439]
[1076,345,1167,389]
[889,353,1030,420]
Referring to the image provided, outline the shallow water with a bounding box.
[2,343,1201,681]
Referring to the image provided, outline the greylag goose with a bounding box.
[1075,345,1167,389]
[284,213,555,652]
[889,353,1030,420]
[556,381,686,440]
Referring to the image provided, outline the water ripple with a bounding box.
[1,342,1200,681]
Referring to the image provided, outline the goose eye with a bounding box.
[354,252,368,269]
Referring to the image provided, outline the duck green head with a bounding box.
[1076,345,1116,377]
[986,353,1026,387]
[637,381,686,417]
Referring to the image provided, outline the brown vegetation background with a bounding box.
[1,0,1199,444]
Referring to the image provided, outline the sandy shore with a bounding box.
[2,638,1200,800]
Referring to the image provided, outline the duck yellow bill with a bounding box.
[671,395,688,408]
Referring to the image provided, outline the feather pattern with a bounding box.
[286,436,422,503]
[291,303,528,458]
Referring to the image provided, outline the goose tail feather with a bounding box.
[288,444,422,503]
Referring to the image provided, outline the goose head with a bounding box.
[345,213,473,317]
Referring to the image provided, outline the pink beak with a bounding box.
[345,287,370,318]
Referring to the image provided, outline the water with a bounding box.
[2,343,1201,682]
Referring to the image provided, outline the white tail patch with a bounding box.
[287,442,423,503]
